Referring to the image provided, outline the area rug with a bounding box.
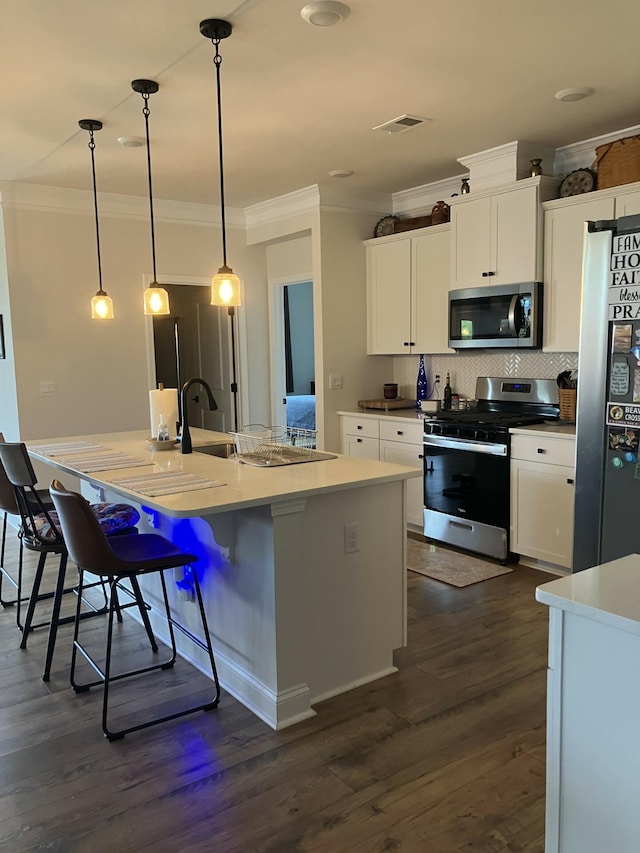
[407,537,513,587]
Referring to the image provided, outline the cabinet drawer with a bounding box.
[341,416,379,439]
[511,434,575,467]
[379,419,424,444]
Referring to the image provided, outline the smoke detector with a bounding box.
[373,115,431,134]
[554,87,594,102]
[117,136,145,147]
[300,2,350,26]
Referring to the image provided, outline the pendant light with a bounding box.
[200,18,241,430]
[131,79,170,316]
[79,119,114,320]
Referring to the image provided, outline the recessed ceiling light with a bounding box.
[117,136,145,148]
[329,169,353,178]
[300,2,350,26]
[554,87,595,103]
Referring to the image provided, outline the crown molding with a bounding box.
[244,185,321,230]
[553,122,640,177]
[392,174,465,216]
[0,181,245,228]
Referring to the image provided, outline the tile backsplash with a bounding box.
[393,351,579,403]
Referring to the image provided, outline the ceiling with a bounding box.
[2,0,639,209]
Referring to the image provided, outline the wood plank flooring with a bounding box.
[0,533,552,852]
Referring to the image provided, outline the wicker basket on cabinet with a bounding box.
[558,388,577,424]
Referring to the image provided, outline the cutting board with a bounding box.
[358,398,417,412]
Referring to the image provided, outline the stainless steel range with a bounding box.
[423,377,559,561]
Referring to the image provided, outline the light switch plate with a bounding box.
[329,373,343,390]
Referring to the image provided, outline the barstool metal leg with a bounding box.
[19,551,47,649]
[42,552,69,682]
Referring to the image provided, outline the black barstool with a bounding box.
[0,441,140,681]
[0,431,54,616]
[49,479,221,741]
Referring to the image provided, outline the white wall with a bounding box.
[248,191,392,452]
[0,204,19,439]
[317,206,392,450]
[0,185,268,441]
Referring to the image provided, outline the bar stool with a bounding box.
[0,441,140,681]
[0,431,54,615]
[49,478,220,740]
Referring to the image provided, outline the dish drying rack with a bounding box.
[229,425,318,466]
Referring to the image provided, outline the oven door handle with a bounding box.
[423,435,507,456]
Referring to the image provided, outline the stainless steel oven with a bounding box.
[423,378,559,561]
[423,434,510,560]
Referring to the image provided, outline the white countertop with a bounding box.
[536,554,640,637]
[510,422,576,438]
[338,408,427,423]
[29,429,420,518]
[340,410,577,437]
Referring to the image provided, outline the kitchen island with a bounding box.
[29,429,419,729]
[537,557,640,852]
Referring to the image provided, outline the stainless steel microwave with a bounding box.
[448,282,543,349]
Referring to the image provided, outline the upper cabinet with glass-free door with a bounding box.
[542,181,640,352]
[450,178,558,289]
[365,223,452,355]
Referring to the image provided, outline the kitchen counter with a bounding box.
[30,428,418,730]
[510,422,576,437]
[536,553,640,636]
[29,428,418,518]
[338,408,427,424]
[536,555,640,852]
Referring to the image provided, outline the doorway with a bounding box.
[269,278,315,431]
[145,277,244,434]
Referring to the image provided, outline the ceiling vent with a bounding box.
[373,115,431,134]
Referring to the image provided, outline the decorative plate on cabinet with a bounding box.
[373,215,397,237]
[559,168,597,197]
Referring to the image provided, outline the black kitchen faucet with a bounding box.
[180,378,218,454]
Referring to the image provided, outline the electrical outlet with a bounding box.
[344,522,359,554]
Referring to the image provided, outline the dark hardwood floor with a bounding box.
[0,534,552,852]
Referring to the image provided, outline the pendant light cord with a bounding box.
[213,37,228,268]
[141,92,158,282]
[88,129,104,293]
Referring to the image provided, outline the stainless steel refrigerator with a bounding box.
[574,213,640,571]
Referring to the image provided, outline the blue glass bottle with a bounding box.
[416,355,429,410]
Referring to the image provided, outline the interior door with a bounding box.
[153,283,232,433]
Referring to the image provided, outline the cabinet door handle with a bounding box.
[487,271,495,276]
[418,453,424,460]
[482,272,488,277]
[356,438,363,443]
[397,430,404,436]
[537,448,546,454]
[409,341,415,346]
[567,478,574,485]
[404,341,410,346]
[357,425,363,430]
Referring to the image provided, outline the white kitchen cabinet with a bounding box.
[450,179,556,289]
[340,414,380,459]
[379,420,424,528]
[542,180,640,352]
[536,556,640,853]
[510,431,575,568]
[365,224,451,354]
[340,413,425,528]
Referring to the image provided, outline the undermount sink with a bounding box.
[194,442,236,458]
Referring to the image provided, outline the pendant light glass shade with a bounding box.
[91,291,114,319]
[211,264,241,307]
[131,79,170,316]
[79,119,114,320]
[144,285,170,315]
